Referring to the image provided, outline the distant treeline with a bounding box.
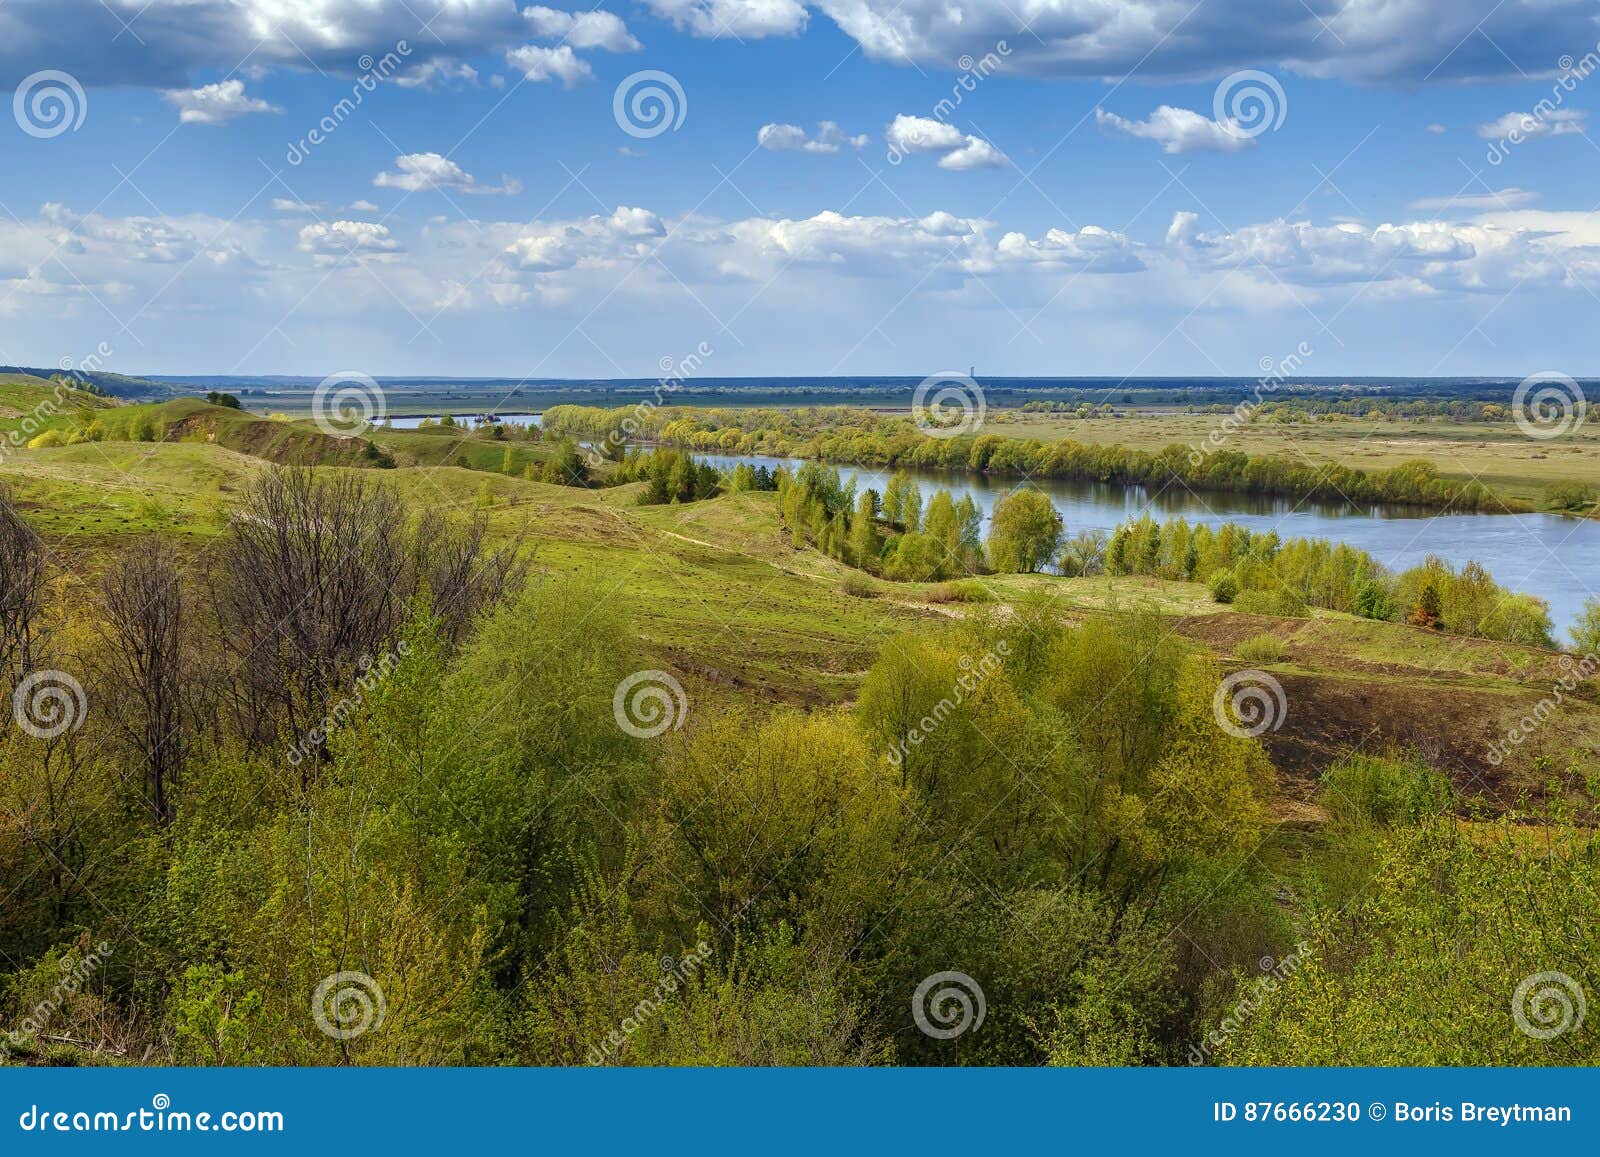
[542,405,1509,513]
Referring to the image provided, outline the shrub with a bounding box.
[926,579,996,604]
[1539,480,1596,512]
[1208,570,1239,604]
[841,572,879,599]
[26,429,65,449]
[1318,752,1454,827]
[1236,634,1287,663]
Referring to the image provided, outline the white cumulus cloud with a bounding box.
[505,44,593,86]
[1095,105,1252,154]
[374,153,523,196]
[757,121,869,153]
[522,6,642,51]
[162,80,278,125]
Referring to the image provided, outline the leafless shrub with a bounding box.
[0,483,47,687]
[409,506,530,646]
[215,469,409,767]
[96,539,192,826]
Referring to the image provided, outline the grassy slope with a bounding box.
[4,440,1594,810]
[94,398,385,467]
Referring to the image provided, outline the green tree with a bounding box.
[986,488,1062,573]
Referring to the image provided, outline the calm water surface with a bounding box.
[385,412,542,430]
[697,452,1600,639]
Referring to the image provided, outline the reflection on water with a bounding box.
[385,413,542,430]
[696,452,1600,639]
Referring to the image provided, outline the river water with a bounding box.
[695,452,1600,640]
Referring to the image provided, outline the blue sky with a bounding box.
[2,0,1599,378]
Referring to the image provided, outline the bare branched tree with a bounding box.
[97,538,190,826]
[0,482,47,688]
[409,506,531,646]
[215,469,409,770]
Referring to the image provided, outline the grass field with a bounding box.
[989,409,1600,506]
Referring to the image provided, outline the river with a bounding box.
[695,452,1600,640]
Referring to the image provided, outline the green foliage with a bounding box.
[1572,595,1600,656]
[1208,570,1239,603]
[1222,819,1600,1065]
[1318,751,1454,828]
[1235,634,1287,663]
[612,448,720,504]
[1539,480,1596,512]
[986,488,1062,573]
